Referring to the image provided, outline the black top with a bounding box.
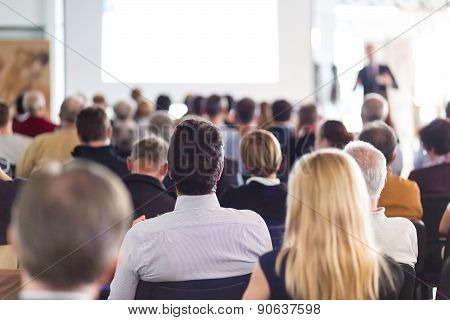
[408,162,450,194]
[295,133,315,159]
[72,145,129,178]
[123,174,175,219]
[260,250,404,300]
[219,181,287,224]
[356,64,398,97]
[0,179,24,245]
[266,126,296,181]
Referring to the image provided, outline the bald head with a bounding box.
[59,97,84,126]
[361,93,388,124]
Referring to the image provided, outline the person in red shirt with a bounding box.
[13,90,56,137]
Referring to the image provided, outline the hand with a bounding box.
[132,215,146,226]
[0,167,12,181]
[376,73,393,86]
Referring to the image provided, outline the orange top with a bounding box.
[378,170,423,220]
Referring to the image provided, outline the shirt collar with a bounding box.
[246,176,280,186]
[174,193,220,211]
[371,207,386,220]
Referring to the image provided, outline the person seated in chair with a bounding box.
[345,141,418,267]
[220,129,287,224]
[9,161,132,299]
[109,118,272,299]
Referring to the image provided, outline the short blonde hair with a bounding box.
[240,129,282,177]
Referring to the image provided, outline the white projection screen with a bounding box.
[65,0,313,103]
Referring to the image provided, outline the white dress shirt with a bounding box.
[0,134,32,164]
[369,208,418,267]
[109,193,272,300]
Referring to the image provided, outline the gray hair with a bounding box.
[361,93,388,123]
[344,141,387,199]
[148,111,174,142]
[23,90,46,115]
[59,96,84,123]
[113,100,133,120]
[130,136,169,168]
[11,161,132,290]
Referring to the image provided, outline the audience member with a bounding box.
[156,94,171,111]
[359,121,422,220]
[220,130,287,224]
[72,107,129,177]
[0,102,32,165]
[9,161,132,299]
[147,110,174,142]
[16,97,84,178]
[124,137,175,220]
[440,203,450,236]
[111,101,137,158]
[243,149,404,300]
[190,96,204,116]
[134,99,154,125]
[315,120,353,150]
[409,119,450,194]
[345,141,418,267]
[295,103,318,158]
[109,118,272,299]
[0,168,24,245]
[258,102,272,129]
[12,90,56,137]
[92,94,108,110]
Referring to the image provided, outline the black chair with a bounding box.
[444,230,450,260]
[436,257,450,300]
[134,274,251,300]
[267,224,285,250]
[399,263,416,300]
[411,220,426,276]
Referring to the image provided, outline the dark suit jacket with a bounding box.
[408,163,450,194]
[357,64,398,97]
[163,158,239,198]
[219,180,287,224]
[72,145,129,178]
[267,126,296,182]
[123,174,175,219]
[295,132,315,159]
[0,179,24,245]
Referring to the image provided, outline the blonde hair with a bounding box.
[240,129,282,177]
[278,149,393,299]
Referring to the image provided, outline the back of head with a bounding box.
[344,141,387,200]
[191,96,204,116]
[235,98,256,125]
[76,107,109,143]
[148,110,174,142]
[319,120,353,149]
[419,118,450,156]
[92,94,107,108]
[271,99,292,123]
[156,95,171,111]
[130,136,169,169]
[113,101,133,120]
[0,101,11,128]
[359,121,397,165]
[23,90,46,116]
[59,97,84,124]
[168,117,223,195]
[284,149,385,299]
[240,129,282,178]
[361,93,388,123]
[11,161,132,290]
[205,94,223,119]
[298,103,318,127]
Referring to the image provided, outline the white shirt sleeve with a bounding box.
[109,230,140,300]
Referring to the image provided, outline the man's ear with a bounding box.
[96,257,117,292]
[391,150,397,164]
[216,161,224,182]
[126,158,134,172]
[106,126,113,139]
[160,163,168,179]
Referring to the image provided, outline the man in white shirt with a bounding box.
[345,141,418,267]
[0,102,32,165]
[109,118,272,300]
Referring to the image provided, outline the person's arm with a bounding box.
[353,69,363,91]
[242,263,270,300]
[439,204,450,236]
[387,67,399,89]
[0,167,12,181]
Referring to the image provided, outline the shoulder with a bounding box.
[387,216,417,234]
[389,174,420,191]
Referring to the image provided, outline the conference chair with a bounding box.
[0,269,21,300]
[436,257,450,300]
[444,230,450,260]
[134,274,251,300]
[411,220,426,275]
[267,223,285,250]
[398,263,416,300]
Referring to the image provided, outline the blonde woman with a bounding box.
[220,129,287,224]
[243,149,404,299]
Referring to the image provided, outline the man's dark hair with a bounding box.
[235,98,256,124]
[168,118,223,195]
[446,101,450,118]
[319,120,353,149]
[92,94,106,105]
[0,102,10,127]
[205,94,222,118]
[298,103,318,126]
[419,118,449,156]
[76,107,109,143]
[191,96,204,115]
[224,95,234,112]
[359,121,397,165]
[156,95,171,111]
[271,99,292,122]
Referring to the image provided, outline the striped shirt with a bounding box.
[109,193,272,299]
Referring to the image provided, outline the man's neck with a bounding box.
[82,140,109,148]
[20,276,97,299]
[131,169,163,182]
[370,198,379,212]
[60,122,76,130]
[0,125,12,135]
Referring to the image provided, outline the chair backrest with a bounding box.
[436,257,450,300]
[420,194,450,243]
[411,220,426,275]
[0,245,18,270]
[0,269,21,300]
[267,223,285,250]
[135,274,251,300]
[398,263,416,300]
[445,230,450,260]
